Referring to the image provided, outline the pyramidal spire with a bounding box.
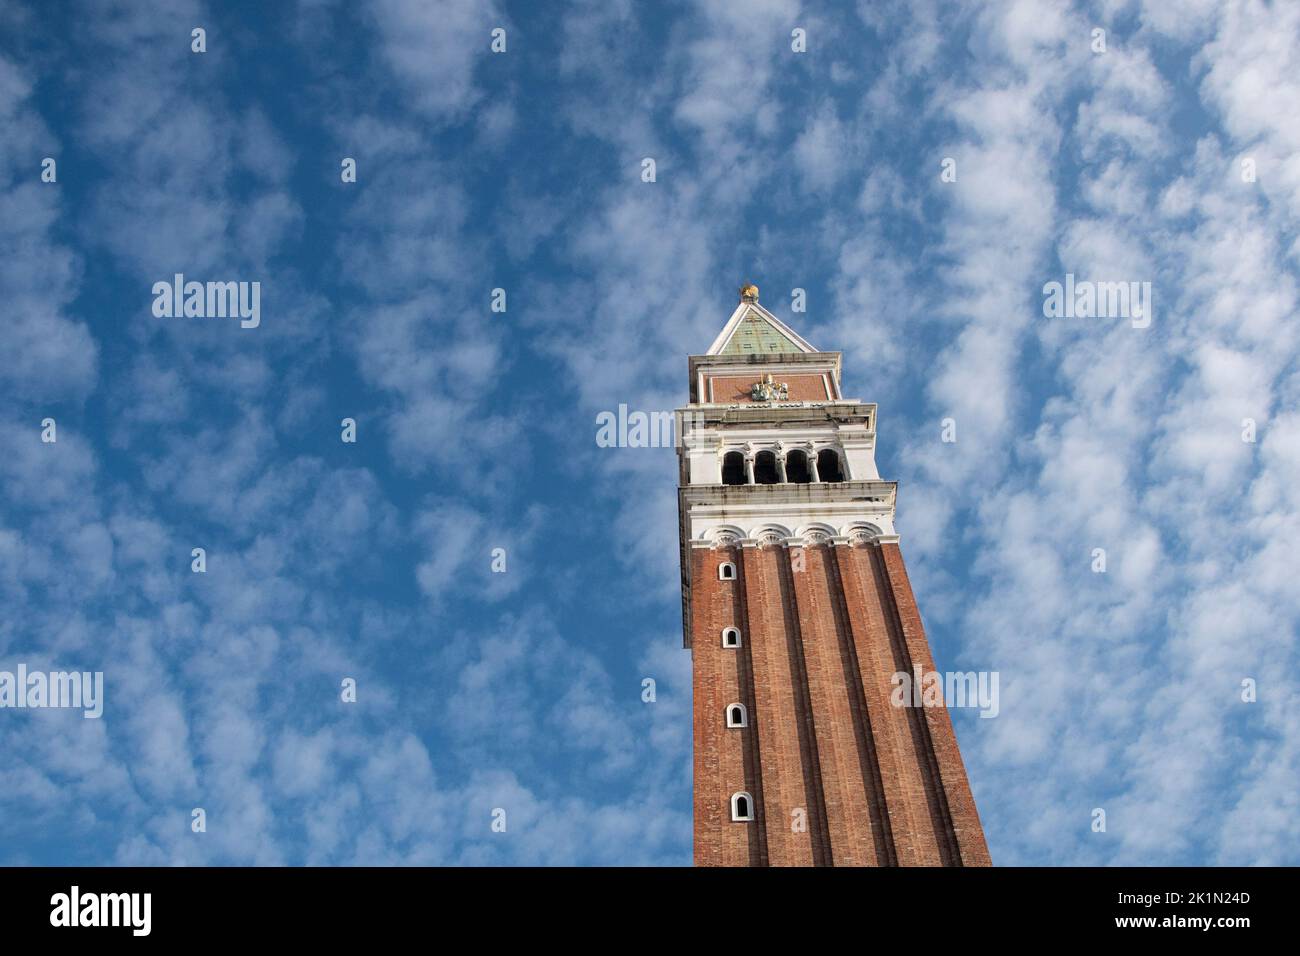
[705,282,817,355]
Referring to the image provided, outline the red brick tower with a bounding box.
[676,284,990,867]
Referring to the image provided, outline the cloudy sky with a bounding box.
[1,0,1297,865]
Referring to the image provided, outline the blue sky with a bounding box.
[2,0,1298,865]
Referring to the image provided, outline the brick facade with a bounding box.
[689,538,990,867]
[705,373,832,403]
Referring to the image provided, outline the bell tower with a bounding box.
[676,284,990,866]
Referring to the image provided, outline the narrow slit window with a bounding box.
[726,703,747,728]
[731,792,754,822]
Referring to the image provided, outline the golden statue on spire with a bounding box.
[739,283,759,302]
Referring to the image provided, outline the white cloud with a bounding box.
[367,0,502,121]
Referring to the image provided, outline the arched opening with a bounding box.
[718,562,736,581]
[731,792,754,822]
[721,451,746,486]
[726,703,747,728]
[785,449,811,484]
[754,450,779,484]
[721,627,741,648]
[817,448,845,482]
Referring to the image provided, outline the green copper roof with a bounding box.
[721,310,804,354]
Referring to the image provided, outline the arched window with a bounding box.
[817,448,845,482]
[721,627,741,648]
[721,451,746,486]
[718,562,737,581]
[753,449,779,484]
[785,449,811,484]
[726,703,747,728]
[731,792,754,822]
